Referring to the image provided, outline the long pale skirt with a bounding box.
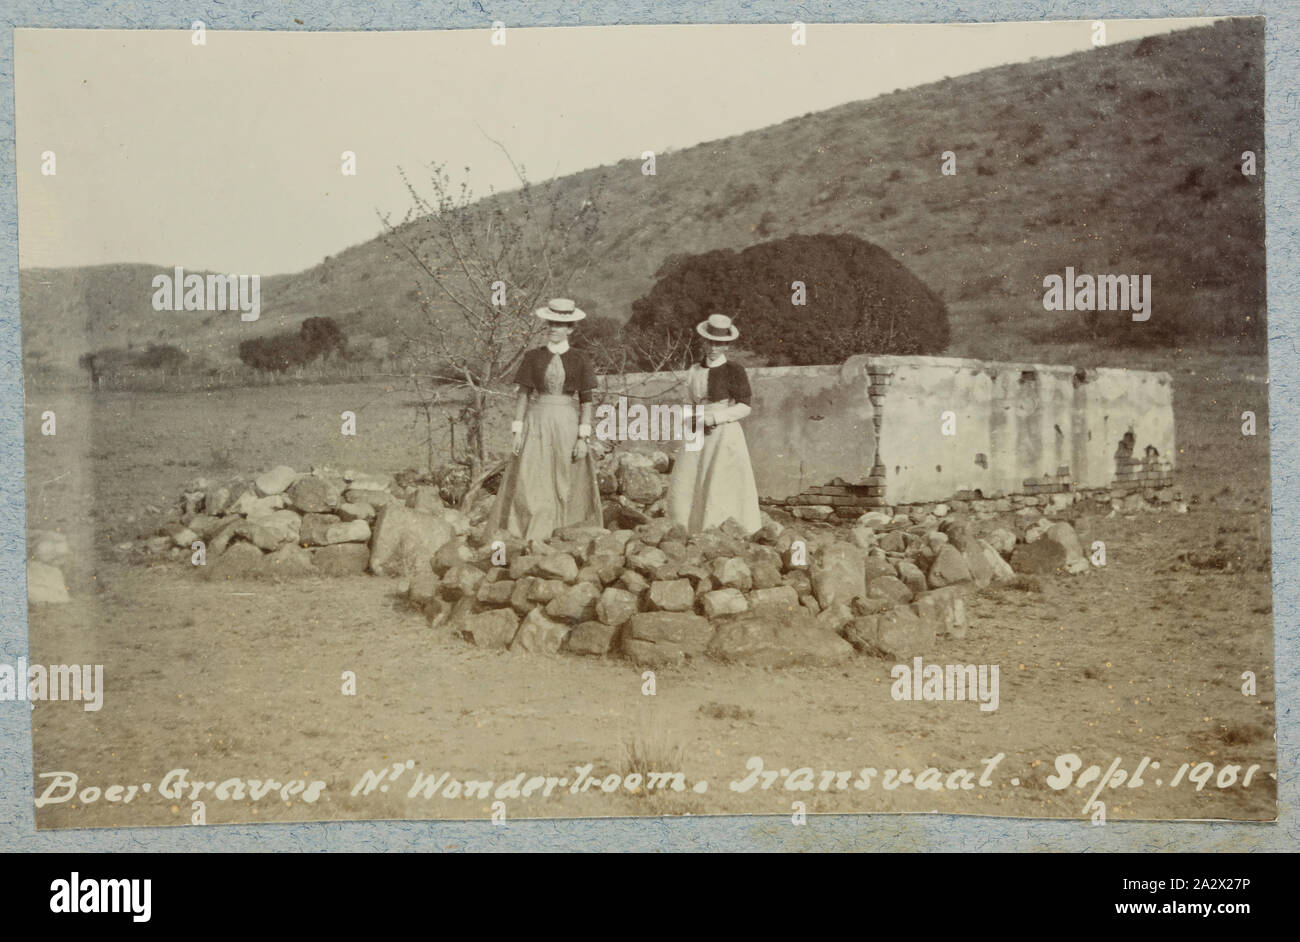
[491,394,603,542]
[667,421,762,535]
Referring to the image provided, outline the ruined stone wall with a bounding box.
[599,354,1175,516]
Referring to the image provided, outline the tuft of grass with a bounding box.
[209,440,237,472]
[620,715,686,795]
[979,574,1042,598]
[698,701,756,721]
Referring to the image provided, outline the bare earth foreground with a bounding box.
[23,354,1276,827]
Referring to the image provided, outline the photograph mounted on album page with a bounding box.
[12,18,1275,827]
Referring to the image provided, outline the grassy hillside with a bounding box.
[20,17,1265,382]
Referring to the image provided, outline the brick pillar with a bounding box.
[866,365,893,508]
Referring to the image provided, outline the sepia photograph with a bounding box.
[12,16,1275,828]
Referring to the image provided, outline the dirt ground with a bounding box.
[22,355,1277,828]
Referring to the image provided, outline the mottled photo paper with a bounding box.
[14,18,1274,826]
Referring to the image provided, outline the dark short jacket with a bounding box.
[704,360,753,405]
[513,347,597,403]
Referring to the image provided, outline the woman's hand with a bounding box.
[512,429,524,456]
[572,438,589,461]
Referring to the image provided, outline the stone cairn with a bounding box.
[115,450,1104,666]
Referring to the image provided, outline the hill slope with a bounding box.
[20,17,1265,379]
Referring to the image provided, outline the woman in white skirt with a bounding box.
[490,299,603,541]
[666,314,762,535]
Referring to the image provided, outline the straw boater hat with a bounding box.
[696,313,740,342]
[535,298,586,323]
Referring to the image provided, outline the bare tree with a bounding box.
[380,153,606,497]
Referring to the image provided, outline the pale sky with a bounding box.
[15,18,1215,275]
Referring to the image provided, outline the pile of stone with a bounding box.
[122,461,1093,670]
[594,450,676,529]
[407,506,1090,666]
[129,465,475,581]
[789,485,1185,524]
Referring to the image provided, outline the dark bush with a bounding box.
[627,233,950,367]
[238,317,349,372]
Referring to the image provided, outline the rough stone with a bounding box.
[927,544,972,588]
[545,581,602,624]
[627,547,669,576]
[909,585,970,640]
[369,503,455,579]
[1011,521,1086,575]
[864,555,897,581]
[183,515,225,540]
[701,587,749,618]
[978,540,1016,583]
[311,543,371,576]
[711,556,753,592]
[204,486,232,516]
[164,523,198,548]
[748,584,801,615]
[345,487,392,507]
[879,531,906,554]
[535,554,579,583]
[814,601,855,634]
[596,586,640,626]
[476,577,516,606]
[896,560,929,597]
[264,543,315,577]
[206,541,267,579]
[867,574,914,604]
[287,475,341,513]
[843,607,935,658]
[963,541,994,589]
[258,510,303,545]
[939,520,971,551]
[565,621,618,656]
[620,612,712,666]
[337,502,376,522]
[811,542,866,610]
[618,570,650,596]
[648,578,696,612]
[441,564,485,600]
[707,613,854,667]
[461,608,520,649]
[232,493,286,519]
[792,505,833,522]
[619,465,666,503]
[431,538,475,575]
[325,520,371,545]
[254,465,298,497]
[511,608,570,655]
[1024,518,1054,544]
[986,528,1017,556]
[527,579,565,604]
[297,513,339,547]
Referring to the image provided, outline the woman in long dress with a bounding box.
[666,314,762,535]
[490,298,603,541]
